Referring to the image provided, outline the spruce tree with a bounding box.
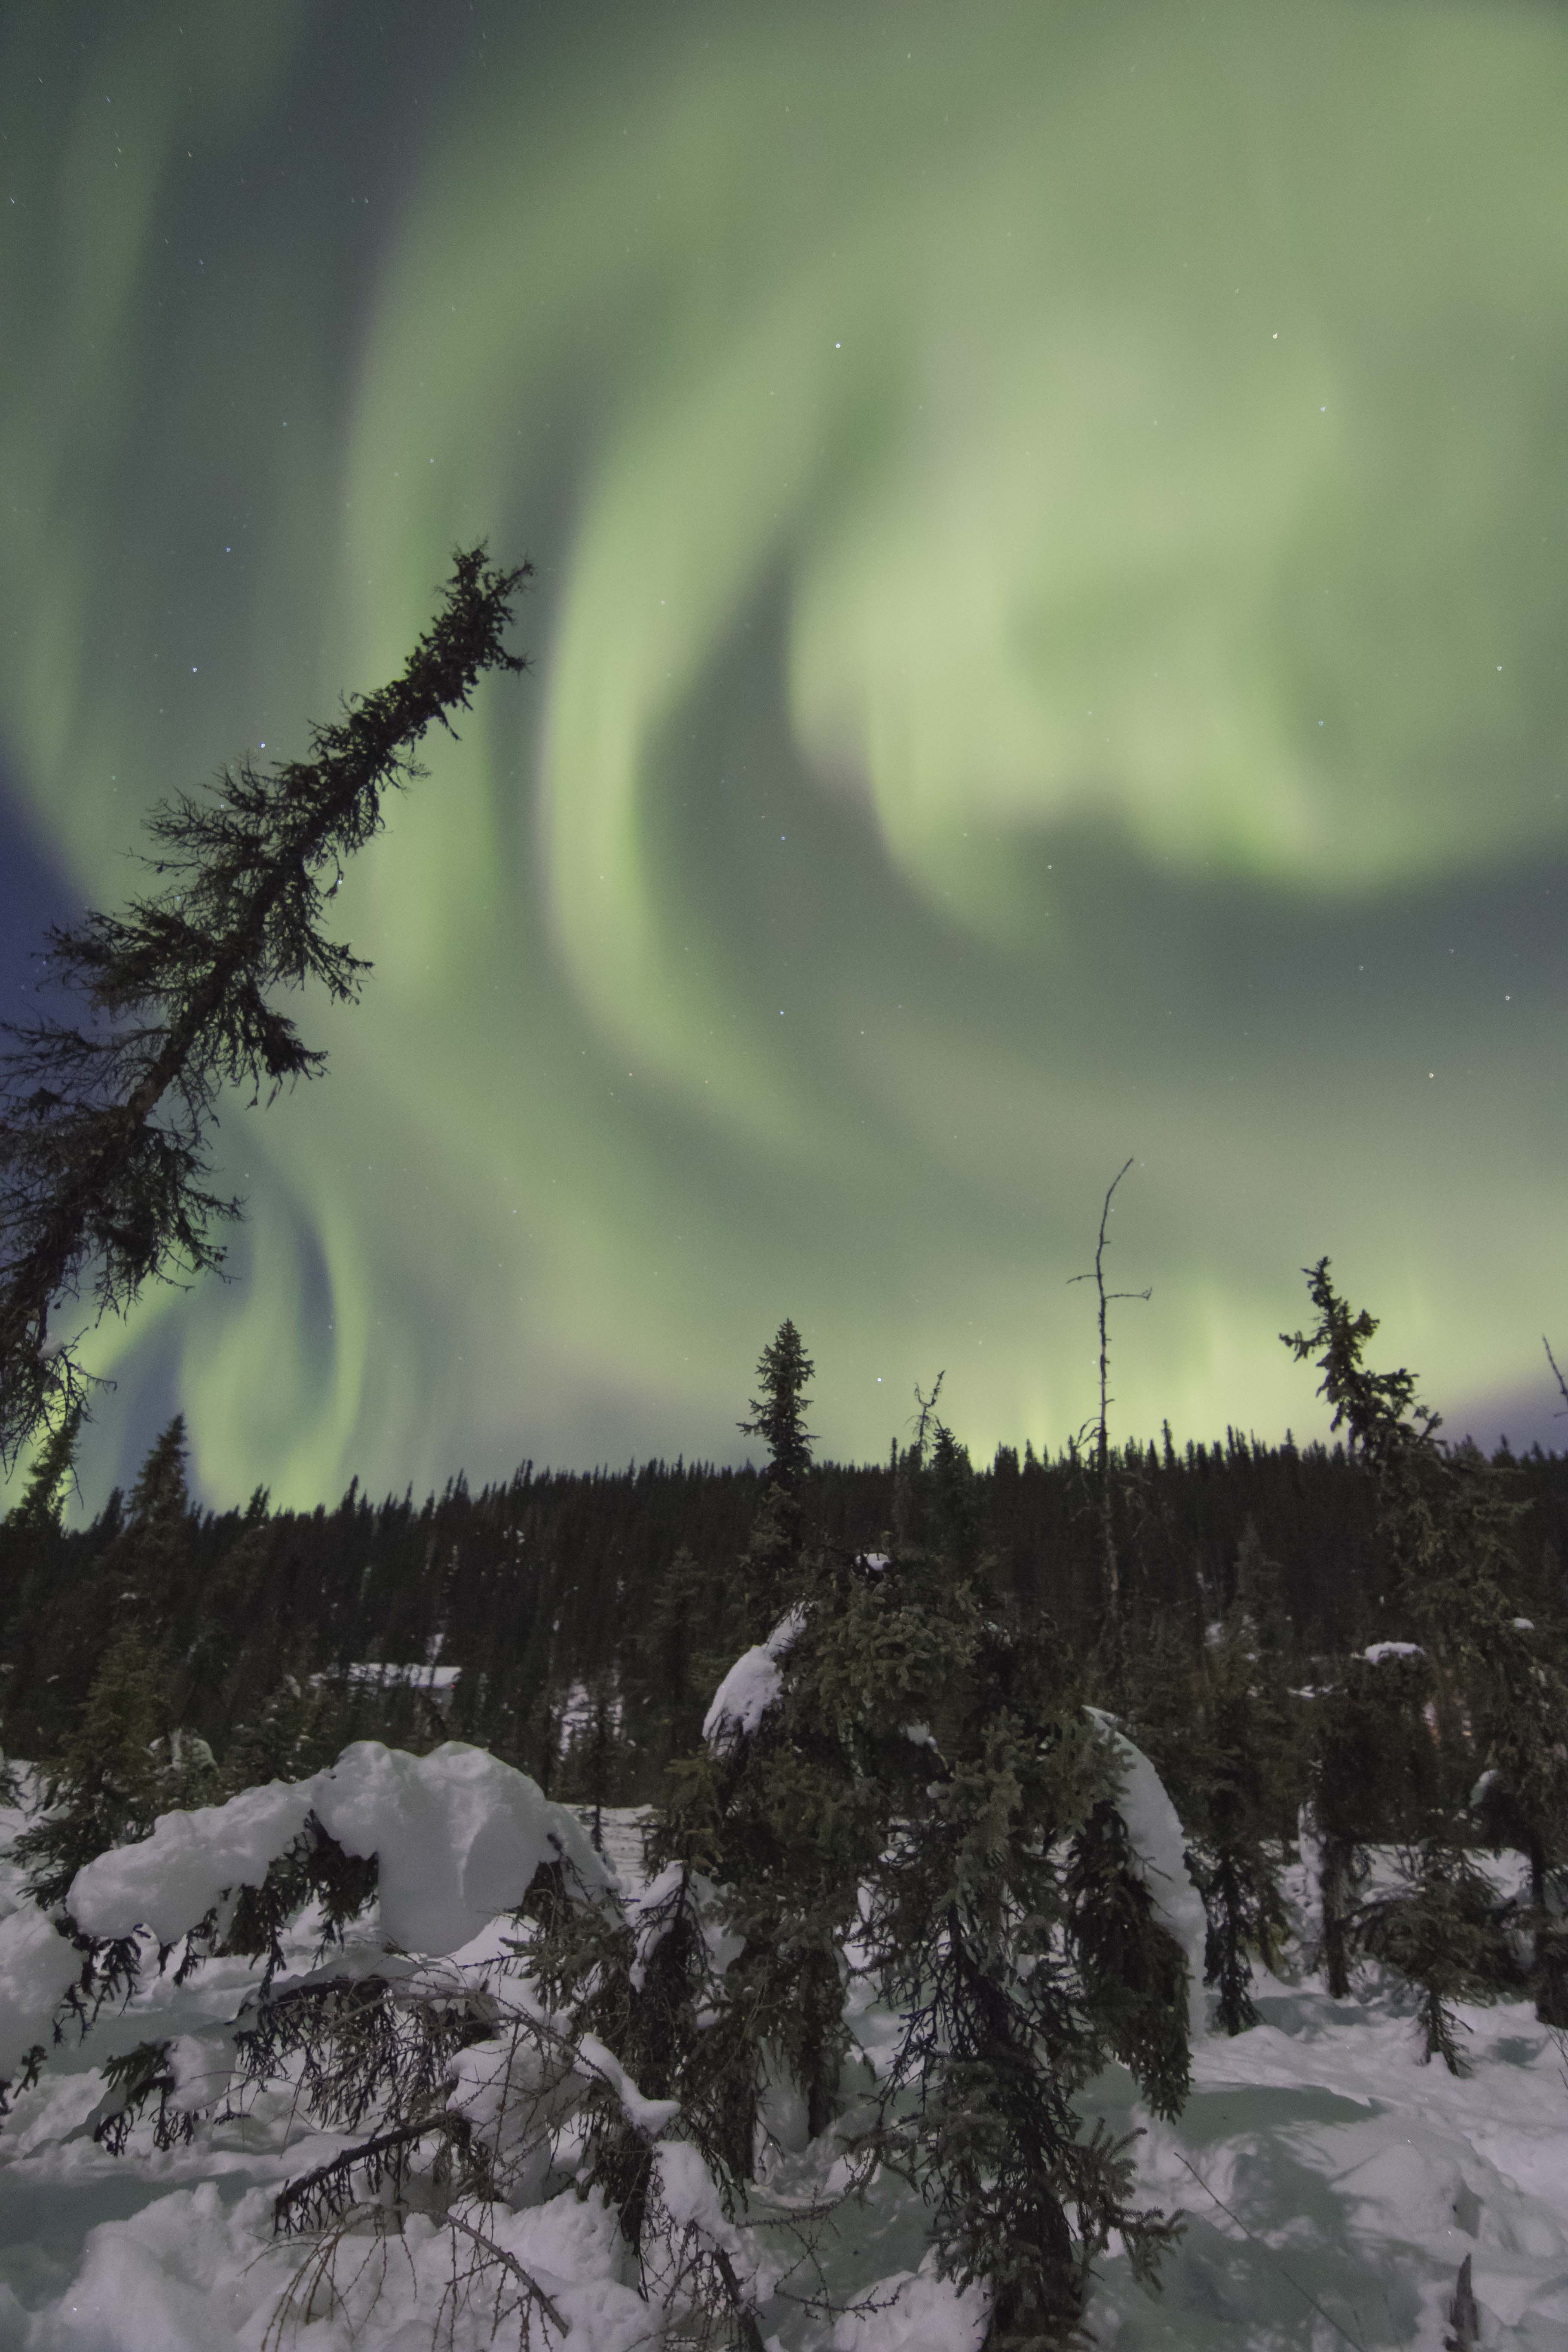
[1357,1838,1515,2072]
[14,1413,199,1739]
[217,1657,352,1796]
[0,1403,80,1548]
[0,545,530,1467]
[1306,1649,1436,2001]
[1284,1260,1567,2019]
[660,1386,1191,2343]
[0,1403,81,1703]
[643,1542,733,1764]
[859,1599,1189,2348]
[738,1318,815,1486]
[734,1319,816,1638]
[1182,1581,1298,2035]
[111,1412,195,1633]
[14,1623,172,1911]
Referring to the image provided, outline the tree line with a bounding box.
[5,1387,1567,1797]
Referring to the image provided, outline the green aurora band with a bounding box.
[3,0,1567,1506]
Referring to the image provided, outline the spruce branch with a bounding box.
[0,544,531,1468]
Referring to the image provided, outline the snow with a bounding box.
[6,1770,1568,2344]
[0,1905,80,2078]
[1363,1641,1426,1664]
[1089,1709,1209,2038]
[70,1740,614,1957]
[830,2254,988,2352]
[344,1660,462,1695]
[310,1740,613,1951]
[70,1777,315,1949]
[701,1605,807,1749]
[1109,1889,1568,2350]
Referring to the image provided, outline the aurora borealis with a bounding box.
[3,0,1567,1510]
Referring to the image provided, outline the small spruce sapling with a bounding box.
[1180,1547,1299,2035]
[1357,1837,1515,2073]
[14,1623,178,1912]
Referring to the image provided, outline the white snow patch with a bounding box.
[0,1902,81,2077]
[702,1606,806,1750]
[1363,1640,1425,1664]
[69,1777,316,1948]
[652,2138,778,2300]
[69,1741,612,1958]
[830,2251,989,2352]
[344,1659,461,1695]
[1087,1708,1207,2038]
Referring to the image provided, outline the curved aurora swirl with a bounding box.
[2,0,1567,1505]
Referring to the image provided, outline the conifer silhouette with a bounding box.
[735,1319,816,1635]
[1284,1259,1566,2019]
[0,546,530,1467]
[738,1318,815,1485]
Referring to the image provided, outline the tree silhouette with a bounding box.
[737,1317,815,1486]
[0,545,530,1468]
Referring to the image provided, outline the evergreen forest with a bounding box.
[5,1377,1568,1822]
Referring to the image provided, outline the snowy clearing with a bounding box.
[0,1781,1562,2349]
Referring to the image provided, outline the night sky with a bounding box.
[3,0,1567,1513]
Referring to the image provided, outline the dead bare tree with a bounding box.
[1068,1158,1151,1619]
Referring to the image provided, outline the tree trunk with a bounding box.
[1320,1832,1354,2000]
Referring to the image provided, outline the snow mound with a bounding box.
[0,1902,81,2078]
[69,1777,316,1950]
[69,1740,613,1958]
[830,2254,988,2352]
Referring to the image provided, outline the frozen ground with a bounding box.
[0,1786,1562,2349]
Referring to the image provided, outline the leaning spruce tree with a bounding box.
[0,545,531,1470]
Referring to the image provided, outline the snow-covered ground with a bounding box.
[0,1784,1563,2349]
